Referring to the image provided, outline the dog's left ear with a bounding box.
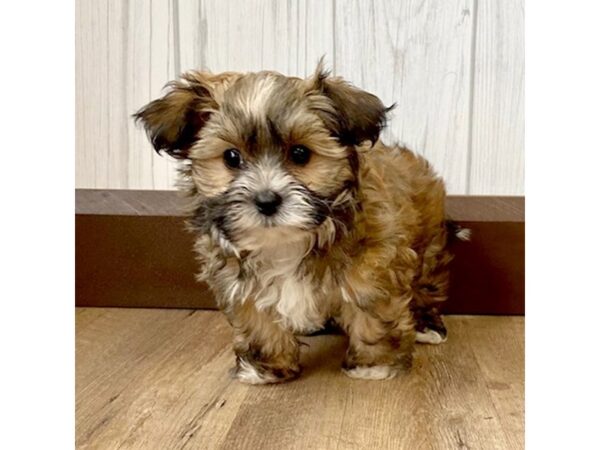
[309,63,393,146]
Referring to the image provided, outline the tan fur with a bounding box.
[135,64,454,383]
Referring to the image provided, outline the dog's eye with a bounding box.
[223,149,242,169]
[289,145,311,165]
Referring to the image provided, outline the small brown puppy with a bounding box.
[135,63,462,383]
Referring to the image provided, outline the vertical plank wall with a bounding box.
[75,0,524,195]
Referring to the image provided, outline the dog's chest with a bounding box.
[246,242,326,333]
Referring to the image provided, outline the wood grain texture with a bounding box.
[334,0,475,194]
[469,0,525,194]
[75,0,524,195]
[76,0,109,188]
[125,0,179,190]
[76,309,524,449]
[189,0,335,76]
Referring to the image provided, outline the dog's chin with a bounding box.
[233,223,314,252]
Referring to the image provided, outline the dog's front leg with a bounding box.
[224,300,301,385]
[338,294,415,380]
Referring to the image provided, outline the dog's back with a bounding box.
[360,142,451,342]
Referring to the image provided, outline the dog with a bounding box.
[134,63,465,383]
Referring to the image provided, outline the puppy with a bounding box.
[134,63,458,383]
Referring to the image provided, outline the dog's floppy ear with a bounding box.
[133,72,234,159]
[309,62,393,146]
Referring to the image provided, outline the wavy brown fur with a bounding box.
[135,64,453,383]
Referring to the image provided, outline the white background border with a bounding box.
[2,0,600,447]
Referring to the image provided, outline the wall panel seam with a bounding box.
[465,0,479,195]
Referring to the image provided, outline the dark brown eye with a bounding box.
[223,148,242,168]
[289,145,311,165]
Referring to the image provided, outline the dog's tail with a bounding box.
[446,220,471,242]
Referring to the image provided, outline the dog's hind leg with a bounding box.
[411,225,454,345]
[339,296,416,380]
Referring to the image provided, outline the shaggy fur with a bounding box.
[134,63,456,384]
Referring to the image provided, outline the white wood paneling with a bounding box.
[334,0,475,194]
[469,0,524,194]
[106,0,129,188]
[76,0,110,188]
[75,0,524,195]
[177,0,335,81]
[124,0,179,189]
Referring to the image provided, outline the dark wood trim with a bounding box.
[76,189,184,216]
[76,189,524,221]
[76,189,524,314]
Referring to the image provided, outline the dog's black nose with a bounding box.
[254,191,282,216]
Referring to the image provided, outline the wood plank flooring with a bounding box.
[76,308,524,449]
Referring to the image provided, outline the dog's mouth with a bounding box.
[243,212,324,232]
[259,209,328,230]
[217,206,328,252]
[232,224,314,252]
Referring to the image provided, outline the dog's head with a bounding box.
[134,63,390,250]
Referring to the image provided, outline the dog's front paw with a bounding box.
[415,328,447,345]
[342,364,398,380]
[233,358,301,385]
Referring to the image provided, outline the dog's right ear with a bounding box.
[133,72,235,159]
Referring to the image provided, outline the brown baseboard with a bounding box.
[76,189,524,314]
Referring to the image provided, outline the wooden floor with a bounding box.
[76,308,524,449]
